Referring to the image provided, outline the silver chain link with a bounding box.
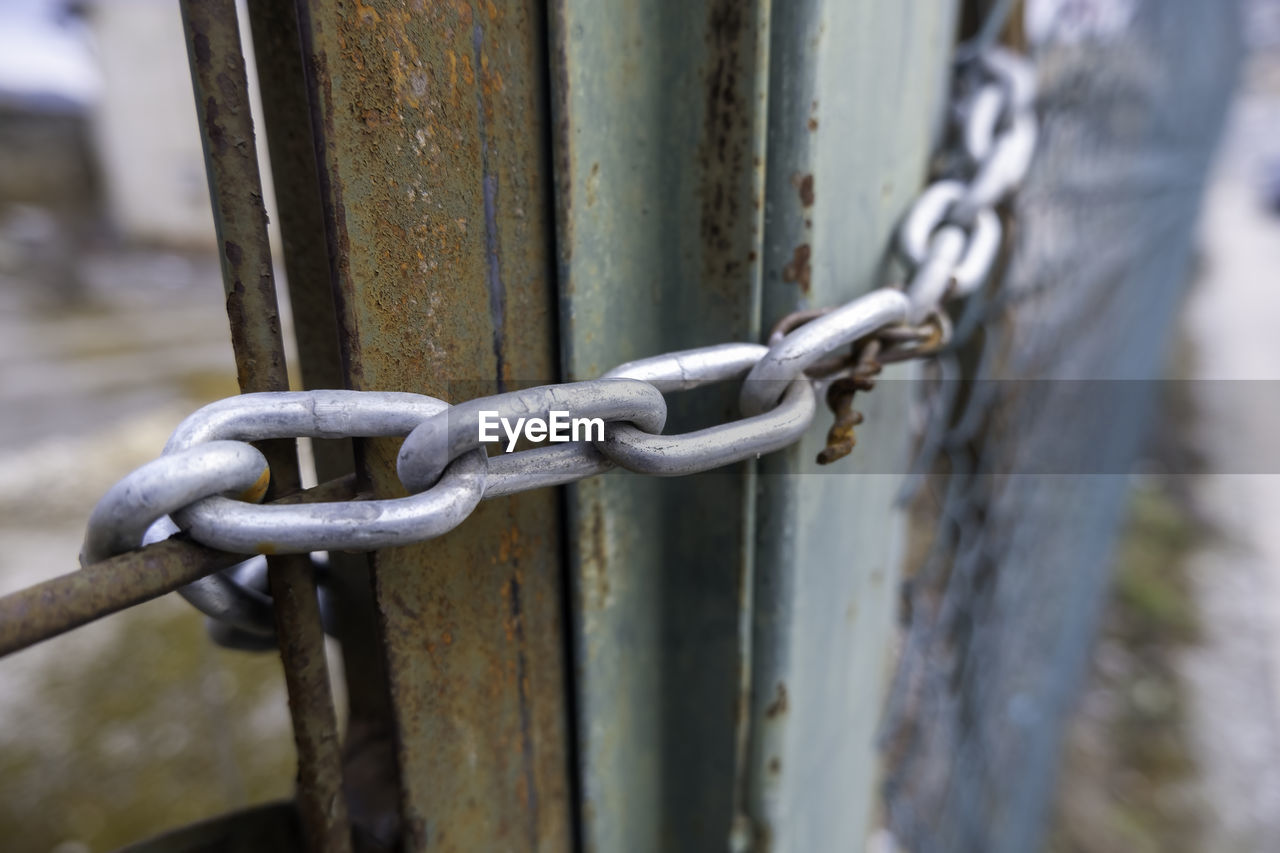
[80,44,1038,648]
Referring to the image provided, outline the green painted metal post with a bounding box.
[550,2,770,849]
[551,1,957,850]
[746,4,957,849]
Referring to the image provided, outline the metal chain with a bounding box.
[760,44,1037,464]
[80,45,1038,648]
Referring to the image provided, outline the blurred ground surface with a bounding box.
[1178,52,1280,852]
[0,237,300,851]
[1049,50,1280,853]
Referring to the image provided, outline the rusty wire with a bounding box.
[0,475,358,658]
[179,0,352,847]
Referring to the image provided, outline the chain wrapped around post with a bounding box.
[63,45,1037,649]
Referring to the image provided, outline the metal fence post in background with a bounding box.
[881,3,1244,851]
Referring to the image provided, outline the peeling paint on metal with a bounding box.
[764,682,789,719]
[781,244,812,293]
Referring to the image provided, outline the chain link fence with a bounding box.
[882,2,1244,851]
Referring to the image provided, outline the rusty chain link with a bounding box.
[80,45,1037,648]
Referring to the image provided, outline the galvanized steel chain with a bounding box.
[80,44,1037,648]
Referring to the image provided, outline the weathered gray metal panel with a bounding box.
[550,1,771,849]
[747,3,959,850]
[553,2,957,849]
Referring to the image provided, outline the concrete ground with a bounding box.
[1180,55,1280,852]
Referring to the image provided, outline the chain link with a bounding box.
[602,345,816,476]
[396,379,668,493]
[80,44,1038,647]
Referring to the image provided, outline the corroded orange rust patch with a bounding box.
[238,467,272,503]
[782,243,812,293]
[297,1,569,847]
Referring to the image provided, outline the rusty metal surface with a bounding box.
[292,2,571,849]
[0,476,359,659]
[549,1,770,848]
[180,2,352,850]
[744,2,959,850]
[244,6,403,844]
[268,554,352,853]
[243,0,347,403]
[2,539,242,659]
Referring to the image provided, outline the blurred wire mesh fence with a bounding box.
[882,3,1243,851]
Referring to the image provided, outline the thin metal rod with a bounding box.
[180,3,352,850]
[238,5,399,789]
[2,540,241,659]
[954,0,1016,63]
[0,476,359,658]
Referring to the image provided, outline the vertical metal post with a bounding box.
[243,2,404,843]
[882,3,1244,850]
[549,2,771,849]
[180,3,352,850]
[291,3,572,849]
[551,1,959,849]
[745,3,958,850]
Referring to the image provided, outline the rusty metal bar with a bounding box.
[243,0,348,406]
[0,476,359,658]
[243,2,402,839]
[1,540,242,658]
[242,3,403,845]
[179,2,352,850]
[291,2,572,848]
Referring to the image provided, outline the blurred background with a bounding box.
[0,1,300,849]
[1045,2,1280,850]
[0,0,1277,850]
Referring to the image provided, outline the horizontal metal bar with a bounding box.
[0,475,358,658]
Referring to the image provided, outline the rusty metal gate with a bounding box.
[0,1,993,851]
